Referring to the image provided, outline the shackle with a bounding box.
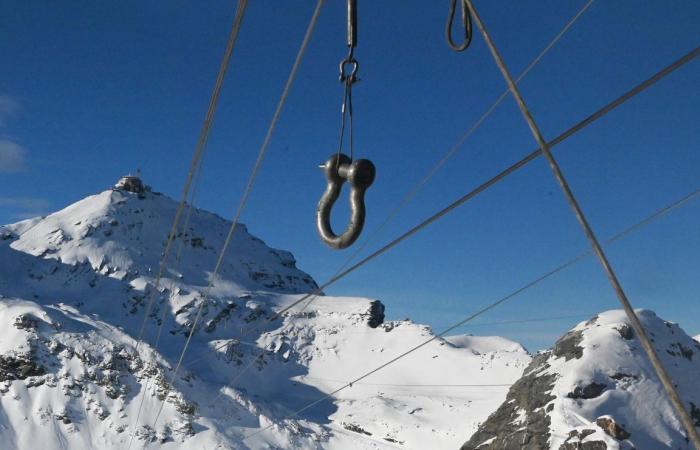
[316,153,375,249]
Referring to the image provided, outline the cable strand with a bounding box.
[143,0,325,439]
[464,0,700,447]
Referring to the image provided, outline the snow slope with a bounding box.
[462,310,700,450]
[0,183,531,449]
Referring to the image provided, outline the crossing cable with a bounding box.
[464,0,700,447]
[299,0,594,312]
[144,0,326,439]
[128,152,206,449]
[130,0,248,360]
[126,1,249,448]
[194,42,700,364]
[242,184,700,441]
[185,45,700,372]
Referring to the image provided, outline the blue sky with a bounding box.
[1,1,699,350]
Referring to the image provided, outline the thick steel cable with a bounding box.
[299,0,595,313]
[465,0,700,447]
[126,1,249,448]
[187,45,700,371]
[242,184,700,441]
[144,0,326,439]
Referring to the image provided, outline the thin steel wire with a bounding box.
[126,1,249,447]
[144,0,326,439]
[465,0,700,447]
[242,184,700,441]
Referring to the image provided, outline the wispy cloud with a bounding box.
[0,95,20,127]
[0,139,27,172]
[0,197,50,222]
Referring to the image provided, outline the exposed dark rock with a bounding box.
[0,355,45,381]
[559,428,609,449]
[689,402,700,427]
[567,382,607,400]
[666,342,694,361]
[609,372,638,381]
[553,330,584,361]
[615,324,634,340]
[366,301,385,328]
[461,352,556,450]
[596,416,630,440]
[343,422,372,436]
[559,440,608,450]
[13,314,39,331]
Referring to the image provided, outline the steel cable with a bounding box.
[143,0,326,440]
[126,1,249,447]
[465,0,700,446]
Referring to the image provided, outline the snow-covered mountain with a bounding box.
[0,180,531,449]
[461,310,700,450]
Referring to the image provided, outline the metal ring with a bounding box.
[339,58,359,83]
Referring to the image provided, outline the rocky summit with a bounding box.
[462,310,700,450]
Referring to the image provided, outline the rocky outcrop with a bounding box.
[461,310,700,450]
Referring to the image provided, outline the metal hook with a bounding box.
[446,0,473,52]
[317,153,375,249]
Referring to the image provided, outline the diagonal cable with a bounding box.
[126,1,249,448]
[143,0,326,439]
[465,0,700,447]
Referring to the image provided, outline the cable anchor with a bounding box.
[317,153,375,249]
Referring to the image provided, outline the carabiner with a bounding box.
[316,153,375,249]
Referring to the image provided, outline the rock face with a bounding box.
[461,310,700,450]
[0,185,531,449]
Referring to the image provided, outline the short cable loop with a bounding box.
[339,54,359,84]
[446,0,473,52]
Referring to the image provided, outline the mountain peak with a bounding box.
[462,309,700,450]
[4,188,317,295]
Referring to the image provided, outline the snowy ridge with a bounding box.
[0,185,531,449]
[462,310,700,450]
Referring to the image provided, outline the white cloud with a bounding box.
[0,95,20,127]
[0,139,27,172]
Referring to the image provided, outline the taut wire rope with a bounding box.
[126,1,249,448]
[465,0,700,447]
[143,0,326,439]
[242,183,700,441]
[184,44,700,370]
